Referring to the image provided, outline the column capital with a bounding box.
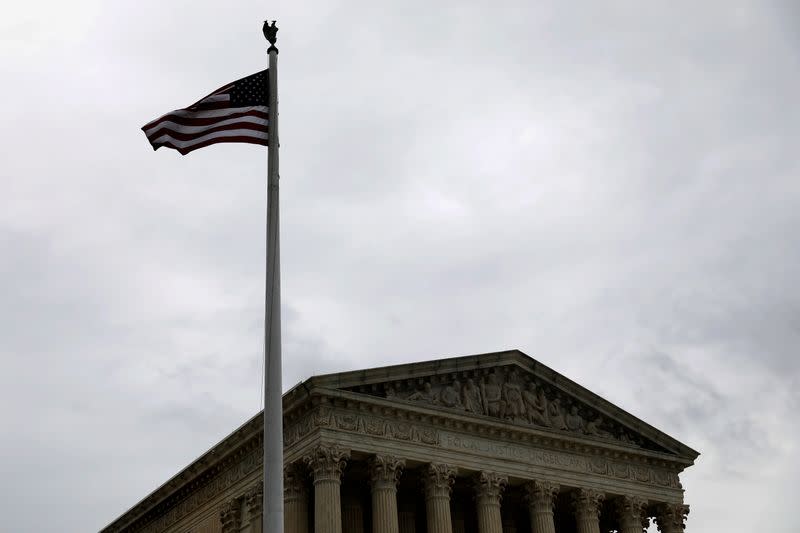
[524,480,560,511]
[303,444,350,482]
[474,471,508,502]
[655,503,689,533]
[616,495,649,532]
[370,454,406,488]
[424,463,458,498]
[572,488,605,520]
[219,496,242,533]
[526,481,558,533]
[245,481,264,516]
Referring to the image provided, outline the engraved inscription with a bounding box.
[440,431,679,489]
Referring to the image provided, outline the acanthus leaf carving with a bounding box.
[424,463,458,497]
[474,471,508,502]
[303,444,350,482]
[369,454,405,488]
[655,503,689,533]
[572,489,605,520]
[524,480,560,514]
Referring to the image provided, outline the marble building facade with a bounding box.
[100,350,697,533]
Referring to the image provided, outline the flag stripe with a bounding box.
[152,128,267,149]
[143,109,268,132]
[146,116,268,137]
[149,121,268,143]
[202,94,230,103]
[143,106,268,132]
[142,70,269,155]
[158,135,268,155]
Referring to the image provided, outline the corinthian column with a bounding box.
[370,455,405,533]
[616,496,649,533]
[572,489,604,533]
[501,511,517,533]
[304,444,350,533]
[524,481,559,533]
[474,471,508,533]
[423,463,458,533]
[399,501,417,533]
[284,463,309,533]
[246,482,264,533]
[655,503,689,533]
[342,492,364,533]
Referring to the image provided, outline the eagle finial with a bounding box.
[263,20,278,51]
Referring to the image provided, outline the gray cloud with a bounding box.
[1,1,798,531]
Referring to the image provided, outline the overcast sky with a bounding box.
[1,1,798,532]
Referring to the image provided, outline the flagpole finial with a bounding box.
[263,20,278,53]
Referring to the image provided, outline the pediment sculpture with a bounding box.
[357,366,660,452]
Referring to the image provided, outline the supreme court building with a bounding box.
[100,350,698,533]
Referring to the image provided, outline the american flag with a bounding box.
[142,70,269,155]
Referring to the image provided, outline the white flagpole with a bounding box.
[262,20,283,533]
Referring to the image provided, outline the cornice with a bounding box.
[296,386,693,469]
[98,413,263,532]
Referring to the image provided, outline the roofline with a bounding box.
[101,348,699,531]
[98,410,263,532]
[301,348,699,459]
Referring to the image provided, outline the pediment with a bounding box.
[304,350,698,461]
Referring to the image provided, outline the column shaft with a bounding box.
[304,444,350,533]
[285,495,309,533]
[399,502,416,533]
[525,481,559,533]
[572,489,604,533]
[501,512,517,533]
[474,471,507,533]
[616,496,648,533]
[342,494,364,533]
[370,455,405,533]
[452,508,466,533]
[373,487,399,533]
[284,464,309,533]
[424,463,457,533]
[314,479,342,533]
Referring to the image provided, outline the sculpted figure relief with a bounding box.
[481,372,506,418]
[462,378,483,414]
[407,382,436,403]
[439,380,464,409]
[503,370,526,421]
[585,416,611,438]
[372,367,648,449]
[522,383,550,427]
[548,398,568,430]
[565,405,585,432]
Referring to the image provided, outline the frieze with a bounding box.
[284,405,679,491]
[283,406,441,448]
[440,431,680,489]
[353,366,666,453]
[129,403,679,531]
